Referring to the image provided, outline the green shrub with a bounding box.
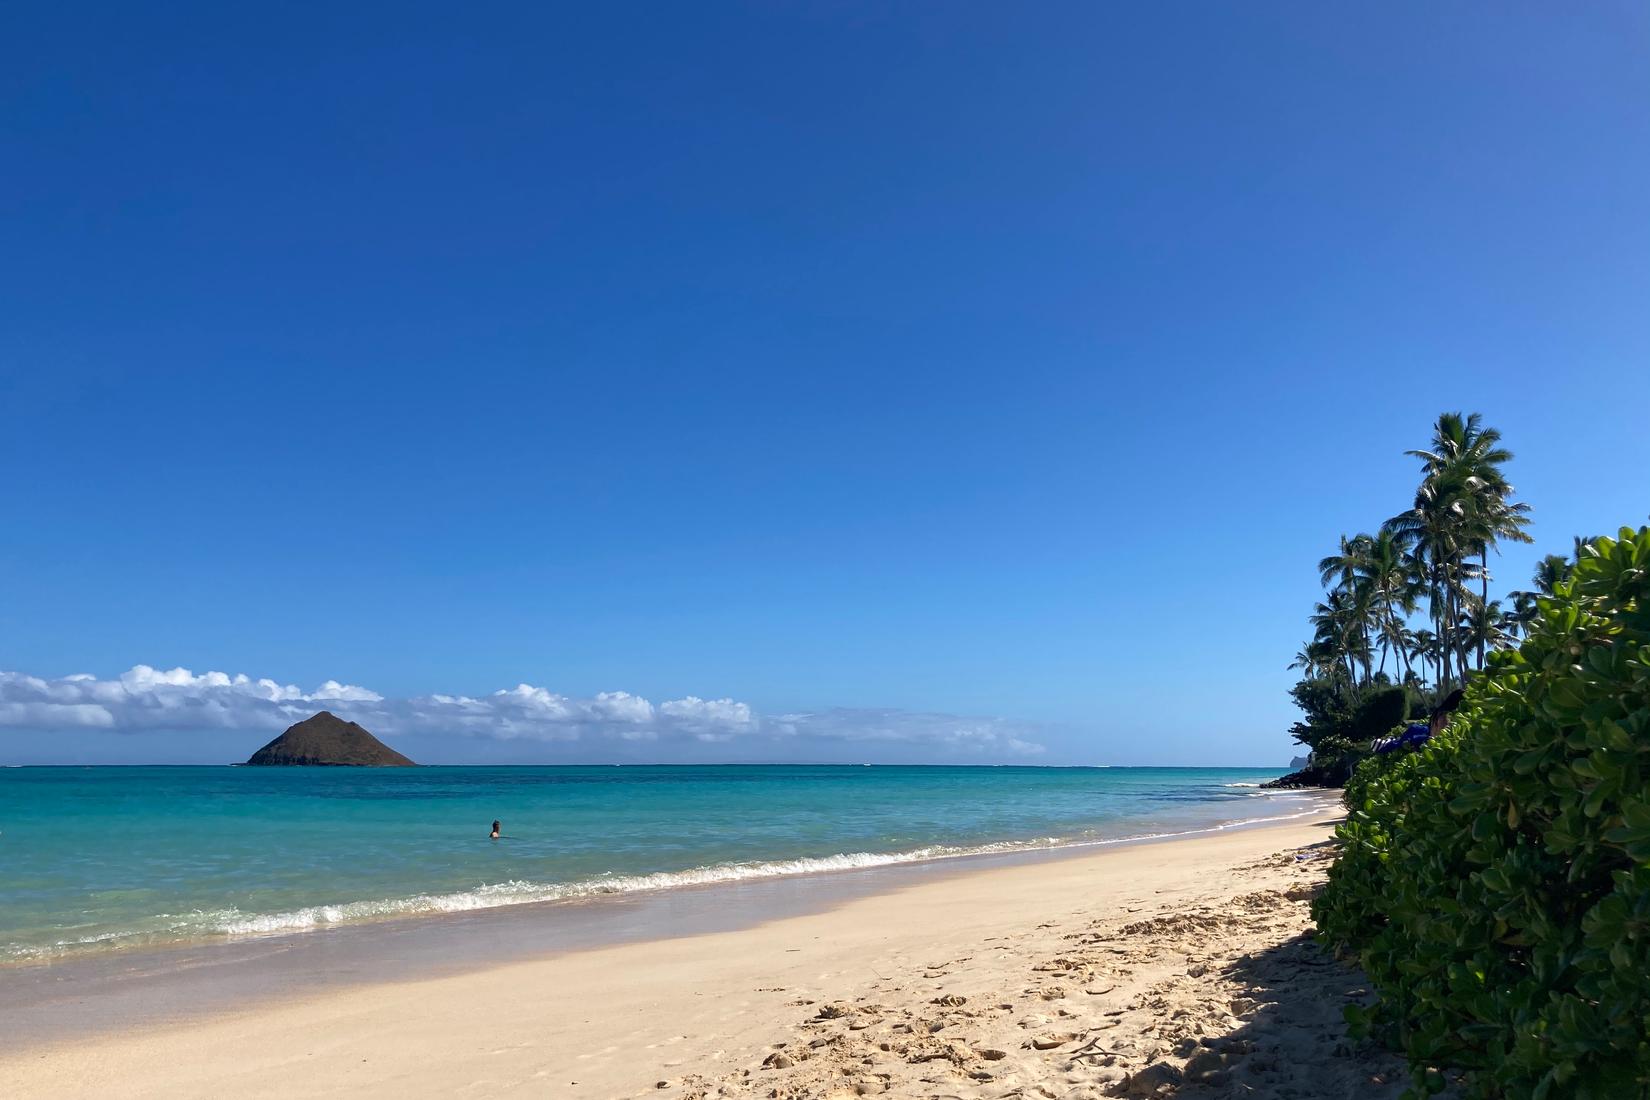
[1313,526,1650,1099]
[1287,683,1419,786]
[1348,684,1412,743]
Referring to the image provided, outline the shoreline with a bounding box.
[0,791,1339,1053]
[0,787,1329,969]
[0,800,1388,1099]
[1,765,1301,968]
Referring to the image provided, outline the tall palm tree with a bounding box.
[1318,534,1367,595]
[1410,628,1439,688]
[1451,432,1532,667]
[1374,609,1412,680]
[1309,590,1370,700]
[1386,467,1469,690]
[1354,528,1417,680]
[1388,412,1530,683]
[1393,624,1425,686]
[1288,641,1340,683]
[1317,534,1381,688]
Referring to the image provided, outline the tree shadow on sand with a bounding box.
[1103,837,1423,1100]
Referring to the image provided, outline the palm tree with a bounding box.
[1288,641,1341,683]
[1386,468,1469,690]
[1538,552,1576,593]
[1393,624,1425,686]
[1374,610,1412,680]
[1507,553,1573,637]
[1287,412,1540,774]
[1309,590,1371,699]
[1317,534,1383,689]
[1388,413,1530,683]
[1410,628,1439,688]
[1453,439,1532,668]
[1460,597,1515,658]
[1318,534,1367,595]
[1354,528,1418,680]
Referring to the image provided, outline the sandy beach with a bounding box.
[0,804,1413,1099]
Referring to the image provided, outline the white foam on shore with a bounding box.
[4,792,1335,963]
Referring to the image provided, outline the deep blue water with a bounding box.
[0,765,1304,961]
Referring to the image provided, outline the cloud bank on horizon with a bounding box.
[0,665,1046,759]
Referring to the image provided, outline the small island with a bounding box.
[244,711,415,767]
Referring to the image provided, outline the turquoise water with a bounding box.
[0,765,1305,962]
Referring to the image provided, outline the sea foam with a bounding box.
[8,793,1327,962]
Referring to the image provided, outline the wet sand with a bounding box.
[0,795,1337,1051]
[0,799,1417,1099]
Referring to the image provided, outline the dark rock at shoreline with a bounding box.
[1262,763,1347,790]
[244,711,415,767]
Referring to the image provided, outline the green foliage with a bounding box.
[1288,677,1352,754]
[1295,412,1534,719]
[1348,684,1410,741]
[1288,681,1416,784]
[1313,526,1650,1099]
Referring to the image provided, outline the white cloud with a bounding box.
[770,708,1047,756]
[0,666,1046,758]
[0,667,381,731]
[659,696,755,731]
[588,691,655,724]
[0,700,116,728]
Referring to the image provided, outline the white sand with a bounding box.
[1,806,1412,1098]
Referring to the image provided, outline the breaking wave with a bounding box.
[3,792,1333,964]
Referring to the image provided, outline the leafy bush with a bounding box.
[1348,684,1412,741]
[1285,682,1418,786]
[1313,525,1650,1099]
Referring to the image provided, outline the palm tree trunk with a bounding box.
[1390,597,1413,681]
[1429,609,1440,691]
[1390,592,1401,679]
[1460,574,1472,681]
[1433,572,1450,692]
[1445,565,1455,683]
[1479,548,1490,669]
[1465,572,1475,677]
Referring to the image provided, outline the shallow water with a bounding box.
[0,764,1302,962]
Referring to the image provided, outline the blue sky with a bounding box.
[2,3,1647,765]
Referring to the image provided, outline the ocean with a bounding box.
[0,764,1310,964]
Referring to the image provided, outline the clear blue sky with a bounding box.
[2,3,1647,765]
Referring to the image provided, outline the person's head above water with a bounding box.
[490,820,500,838]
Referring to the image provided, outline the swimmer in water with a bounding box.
[490,820,501,839]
